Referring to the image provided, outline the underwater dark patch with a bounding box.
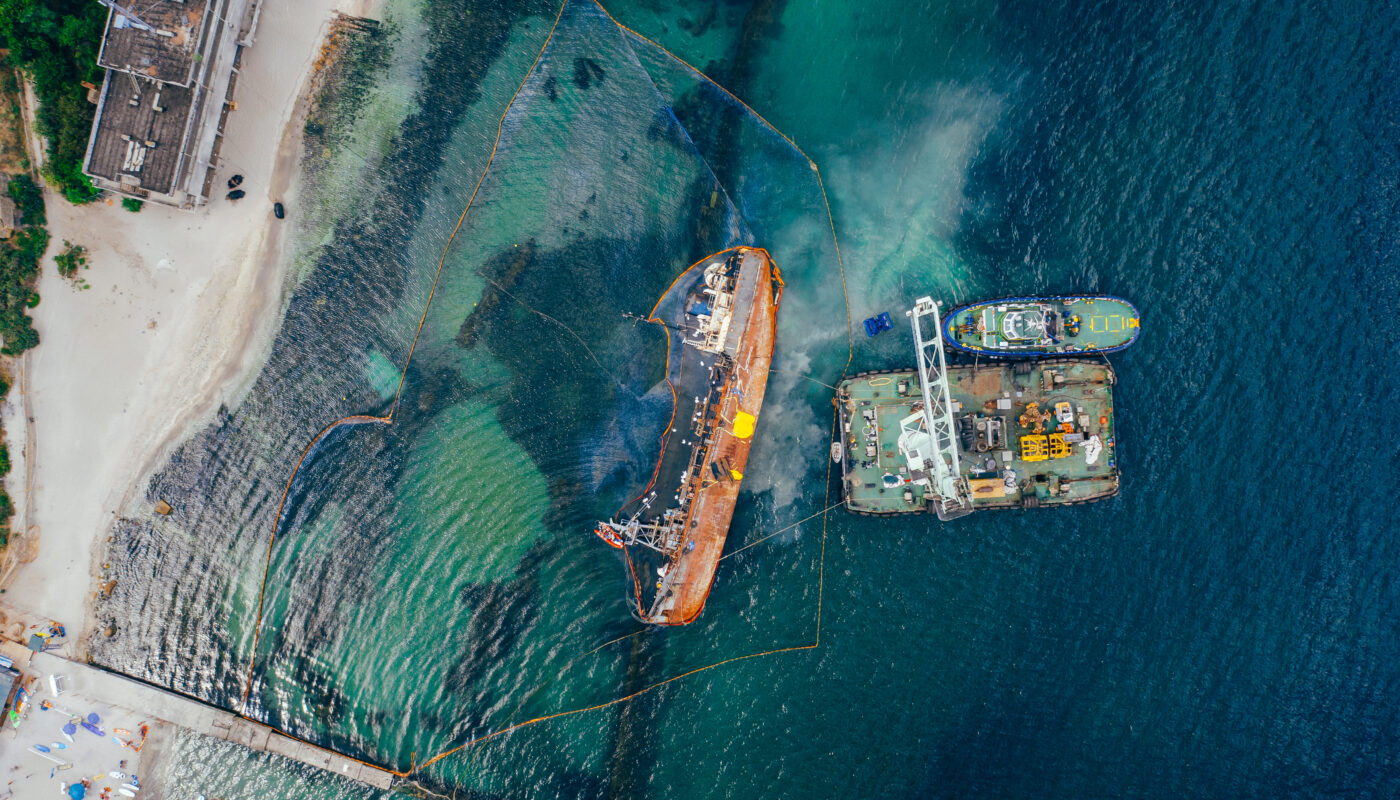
[572,56,606,89]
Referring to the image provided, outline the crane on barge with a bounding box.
[898,297,974,520]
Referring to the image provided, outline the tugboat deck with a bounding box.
[943,296,1140,356]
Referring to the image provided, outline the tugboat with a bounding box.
[942,295,1140,356]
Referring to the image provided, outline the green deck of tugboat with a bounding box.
[944,296,1140,355]
[838,360,1120,515]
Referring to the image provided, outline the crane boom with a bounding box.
[898,297,972,519]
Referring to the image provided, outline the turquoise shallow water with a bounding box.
[92,0,1400,797]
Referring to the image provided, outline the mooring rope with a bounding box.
[720,500,845,561]
[770,368,840,391]
[483,275,637,398]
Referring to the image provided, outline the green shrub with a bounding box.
[62,175,99,205]
[54,239,84,278]
[7,174,45,226]
[10,227,48,280]
[0,312,38,355]
[0,488,15,544]
[0,222,42,357]
[120,197,142,212]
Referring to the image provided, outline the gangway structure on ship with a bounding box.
[594,507,685,555]
[898,297,973,520]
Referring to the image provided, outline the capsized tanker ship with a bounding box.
[943,295,1140,356]
[595,247,782,625]
[838,298,1120,519]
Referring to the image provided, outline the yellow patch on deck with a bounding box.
[733,410,756,439]
[969,477,1007,497]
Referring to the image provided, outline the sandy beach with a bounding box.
[0,0,383,654]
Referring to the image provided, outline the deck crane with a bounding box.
[897,297,973,520]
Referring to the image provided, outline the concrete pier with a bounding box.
[26,652,395,790]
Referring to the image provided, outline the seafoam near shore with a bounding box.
[0,0,386,652]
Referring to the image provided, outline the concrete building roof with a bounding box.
[85,71,197,196]
[96,0,216,87]
[85,0,257,209]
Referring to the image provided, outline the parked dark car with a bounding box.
[273,202,285,219]
[226,189,245,200]
[227,174,243,189]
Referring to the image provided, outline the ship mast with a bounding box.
[899,297,973,519]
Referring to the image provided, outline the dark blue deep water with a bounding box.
[104,0,1400,797]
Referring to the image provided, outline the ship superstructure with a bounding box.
[596,247,782,625]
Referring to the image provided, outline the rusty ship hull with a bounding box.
[597,247,782,625]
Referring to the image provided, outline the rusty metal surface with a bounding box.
[656,249,778,624]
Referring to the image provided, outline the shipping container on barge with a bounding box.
[837,298,1120,519]
[595,247,783,625]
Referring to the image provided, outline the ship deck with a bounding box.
[619,247,780,624]
[838,359,1119,515]
[944,296,1140,355]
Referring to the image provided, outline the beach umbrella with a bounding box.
[67,782,86,799]
[62,722,76,735]
[87,712,100,724]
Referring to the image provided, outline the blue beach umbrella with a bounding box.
[68,782,86,799]
[86,712,99,724]
[62,722,76,735]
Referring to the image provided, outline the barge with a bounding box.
[838,298,1119,519]
[942,295,1140,356]
[595,247,783,625]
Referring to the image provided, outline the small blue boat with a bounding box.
[863,311,893,337]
